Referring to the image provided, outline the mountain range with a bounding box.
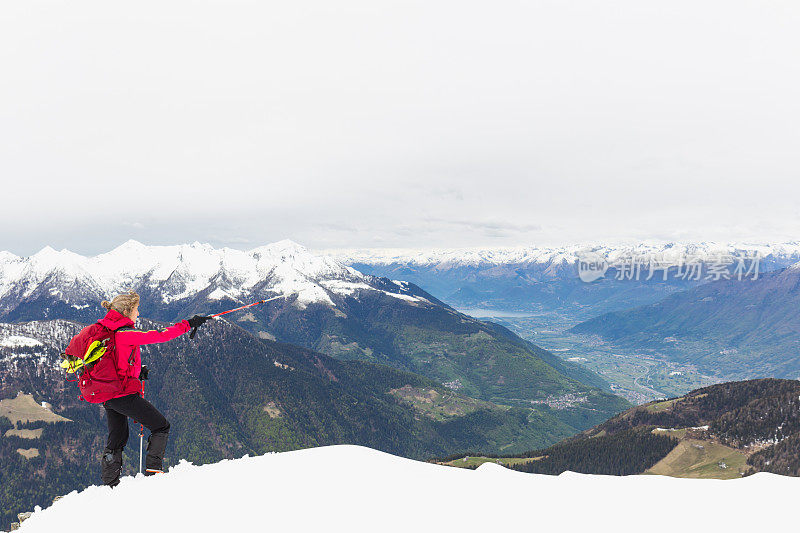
[329,241,800,317]
[0,240,634,528]
[0,240,628,416]
[570,264,800,379]
[326,241,800,269]
[0,239,400,319]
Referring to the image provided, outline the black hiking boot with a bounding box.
[101,448,123,487]
[145,431,168,473]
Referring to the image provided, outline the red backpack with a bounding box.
[61,323,134,403]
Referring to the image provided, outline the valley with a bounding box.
[344,242,800,402]
[569,265,800,381]
[459,309,718,404]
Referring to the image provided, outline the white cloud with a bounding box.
[1,1,799,254]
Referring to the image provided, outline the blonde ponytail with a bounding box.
[100,290,140,317]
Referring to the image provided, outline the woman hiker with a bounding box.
[69,290,210,487]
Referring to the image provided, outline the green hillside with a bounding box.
[441,379,800,479]
[0,318,599,529]
[185,289,630,427]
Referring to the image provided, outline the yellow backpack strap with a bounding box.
[61,325,114,374]
[60,353,83,373]
[82,340,108,365]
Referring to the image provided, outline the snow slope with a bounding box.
[14,445,798,533]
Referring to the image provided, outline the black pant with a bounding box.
[101,393,170,485]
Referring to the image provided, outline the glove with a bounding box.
[186,315,211,339]
[140,365,149,381]
[187,315,211,329]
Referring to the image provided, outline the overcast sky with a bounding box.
[2,1,799,256]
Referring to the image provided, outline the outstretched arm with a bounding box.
[115,321,190,346]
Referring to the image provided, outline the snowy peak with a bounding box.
[0,250,21,262]
[251,238,308,255]
[0,240,417,315]
[30,246,86,272]
[326,241,800,269]
[106,239,148,255]
[250,239,356,282]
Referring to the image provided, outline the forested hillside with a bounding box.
[441,379,800,479]
[0,318,599,529]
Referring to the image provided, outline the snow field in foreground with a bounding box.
[16,444,797,533]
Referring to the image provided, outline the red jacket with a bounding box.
[92,309,190,400]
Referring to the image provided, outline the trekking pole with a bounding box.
[138,365,149,475]
[189,295,285,339]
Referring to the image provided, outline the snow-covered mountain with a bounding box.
[0,240,425,320]
[324,240,800,316]
[0,239,629,436]
[326,240,800,270]
[4,239,796,318]
[11,444,798,533]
